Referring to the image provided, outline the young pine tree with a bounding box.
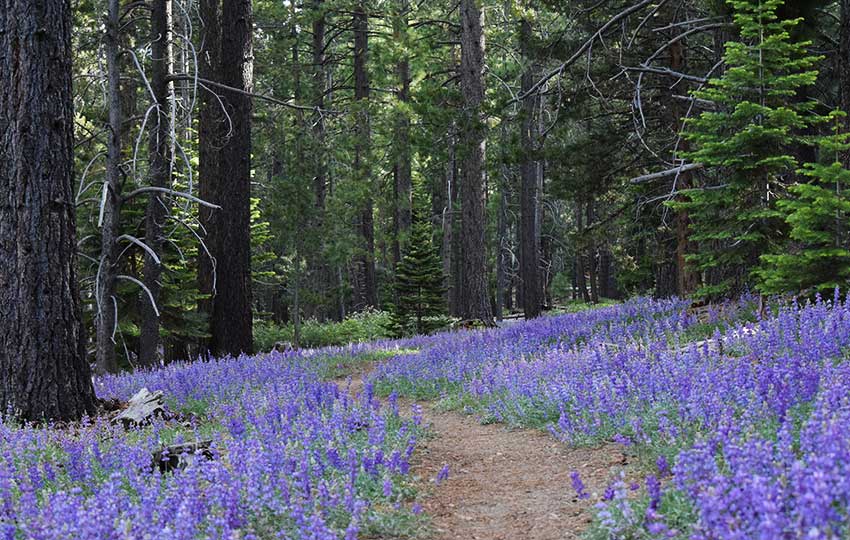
[675,0,823,299]
[389,188,447,336]
[758,114,850,294]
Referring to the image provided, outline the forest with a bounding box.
[4,0,850,538]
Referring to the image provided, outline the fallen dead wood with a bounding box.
[152,440,214,473]
[112,388,166,427]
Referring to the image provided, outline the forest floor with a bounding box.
[335,364,634,540]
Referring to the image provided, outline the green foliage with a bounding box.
[388,189,449,337]
[758,114,850,294]
[253,310,393,351]
[676,0,824,299]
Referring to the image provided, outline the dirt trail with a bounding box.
[338,372,631,540]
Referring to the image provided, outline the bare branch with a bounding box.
[514,0,657,103]
[123,186,221,208]
[117,234,161,265]
[117,274,160,317]
[630,163,704,184]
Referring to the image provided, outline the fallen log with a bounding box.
[152,440,214,473]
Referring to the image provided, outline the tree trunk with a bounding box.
[310,0,330,320]
[352,1,377,310]
[443,135,457,313]
[95,0,123,374]
[140,0,174,367]
[210,0,253,356]
[586,200,599,304]
[197,0,221,354]
[0,0,98,420]
[393,0,412,267]
[665,18,698,297]
[575,200,590,303]
[458,0,492,323]
[841,0,850,166]
[496,176,508,321]
[519,17,541,319]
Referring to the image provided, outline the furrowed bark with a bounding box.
[457,0,492,323]
[95,0,123,375]
[210,0,254,356]
[352,1,377,309]
[0,0,97,420]
[140,0,174,367]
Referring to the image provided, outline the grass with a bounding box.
[316,349,419,380]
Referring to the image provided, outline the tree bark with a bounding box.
[519,17,541,319]
[574,200,590,303]
[197,0,221,353]
[310,0,330,320]
[841,0,850,166]
[586,200,599,303]
[352,1,378,310]
[393,0,412,267]
[0,0,98,420]
[95,0,123,374]
[458,0,492,323]
[140,0,174,367]
[210,0,254,356]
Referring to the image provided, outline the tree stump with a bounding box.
[112,388,166,427]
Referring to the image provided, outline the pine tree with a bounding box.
[675,0,823,299]
[758,114,850,294]
[389,189,447,336]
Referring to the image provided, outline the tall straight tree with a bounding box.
[95,0,123,374]
[0,0,97,420]
[140,0,174,366]
[458,0,492,323]
[198,0,221,337]
[352,0,377,309]
[393,0,412,267]
[198,0,254,356]
[519,15,541,319]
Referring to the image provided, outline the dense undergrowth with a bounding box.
[254,310,395,351]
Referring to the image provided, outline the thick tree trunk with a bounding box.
[95,0,123,374]
[458,0,492,323]
[352,1,378,310]
[0,0,98,420]
[197,0,221,353]
[210,0,253,356]
[519,17,541,319]
[140,0,174,367]
[393,0,412,267]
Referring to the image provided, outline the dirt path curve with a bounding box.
[337,372,630,540]
[411,402,625,540]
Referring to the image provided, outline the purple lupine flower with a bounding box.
[436,464,450,485]
[570,471,590,500]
